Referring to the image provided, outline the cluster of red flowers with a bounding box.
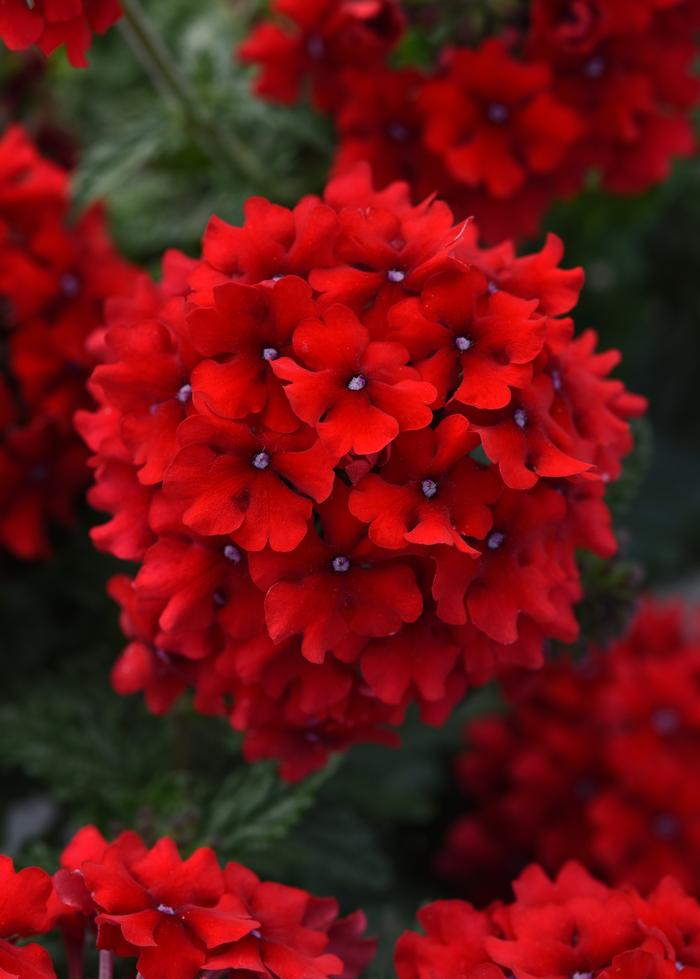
[437,599,700,903]
[240,0,700,242]
[78,161,644,779]
[0,0,122,67]
[0,825,373,979]
[0,124,134,559]
[396,860,700,979]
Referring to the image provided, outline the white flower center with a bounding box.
[387,269,406,283]
[487,103,509,124]
[347,375,367,392]
[224,545,242,563]
[421,479,438,499]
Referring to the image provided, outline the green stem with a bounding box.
[118,0,267,187]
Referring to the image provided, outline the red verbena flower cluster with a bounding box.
[0,124,135,559]
[396,860,700,979]
[240,0,700,242]
[0,0,122,67]
[0,826,373,979]
[437,599,700,903]
[78,163,644,780]
[238,0,405,113]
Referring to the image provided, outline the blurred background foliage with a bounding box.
[1,0,699,973]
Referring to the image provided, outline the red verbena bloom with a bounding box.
[54,826,374,979]
[0,125,137,560]
[396,862,700,979]
[317,1,700,240]
[0,0,122,67]
[527,0,700,193]
[437,599,700,902]
[330,66,450,202]
[418,39,584,200]
[271,304,436,456]
[80,163,644,778]
[0,855,56,979]
[238,0,405,111]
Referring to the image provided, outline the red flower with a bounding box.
[432,485,579,645]
[0,855,56,979]
[82,839,255,979]
[165,414,336,551]
[81,164,642,777]
[438,600,700,901]
[321,3,699,239]
[205,863,347,979]
[396,862,700,979]
[106,574,196,715]
[418,40,584,198]
[272,304,436,456]
[250,486,423,663]
[349,416,501,552]
[238,0,405,111]
[55,827,373,979]
[0,125,67,231]
[0,126,137,560]
[529,0,658,55]
[528,0,699,193]
[387,266,546,410]
[466,374,592,490]
[200,196,339,287]
[331,67,449,201]
[188,276,316,433]
[0,0,122,67]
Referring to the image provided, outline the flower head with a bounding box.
[0,0,122,67]
[81,163,643,778]
[438,600,700,901]
[55,827,374,979]
[397,862,700,979]
[239,0,405,110]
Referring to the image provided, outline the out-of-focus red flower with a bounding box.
[238,0,405,111]
[418,40,584,200]
[330,67,450,202]
[396,862,700,979]
[0,0,122,67]
[438,599,700,902]
[0,124,137,560]
[80,162,643,779]
[527,0,699,193]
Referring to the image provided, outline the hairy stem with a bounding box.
[98,951,113,979]
[118,0,266,186]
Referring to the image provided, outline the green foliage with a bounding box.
[48,0,331,262]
